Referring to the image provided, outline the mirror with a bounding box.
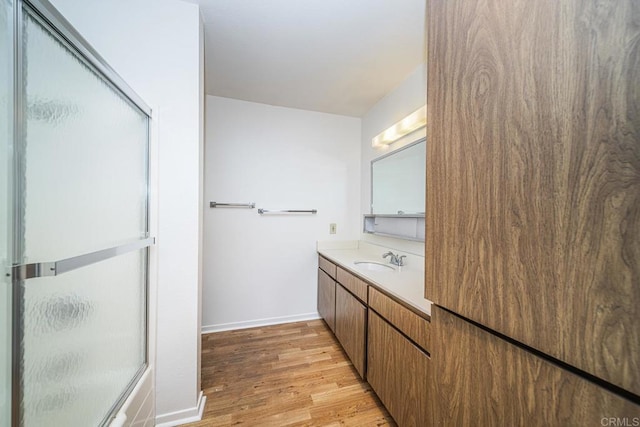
[371,138,426,215]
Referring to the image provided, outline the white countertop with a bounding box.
[317,240,432,317]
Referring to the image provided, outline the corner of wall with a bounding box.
[196,3,205,398]
[155,392,206,427]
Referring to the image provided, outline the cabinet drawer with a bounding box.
[318,255,337,279]
[369,287,430,352]
[336,267,368,302]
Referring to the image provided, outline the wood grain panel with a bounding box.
[425,0,640,394]
[335,284,367,378]
[431,307,640,425]
[318,255,337,279]
[368,311,430,427]
[369,287,430,352]
[336,267,368,303]
[317,268,336,332]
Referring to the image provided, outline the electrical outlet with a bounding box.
[329,223,337,234]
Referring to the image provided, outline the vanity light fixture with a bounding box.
[371,105,426,147]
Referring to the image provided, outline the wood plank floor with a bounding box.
[184,319,395,426]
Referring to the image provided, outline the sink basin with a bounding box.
[354,261,395,272]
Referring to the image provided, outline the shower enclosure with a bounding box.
[2,0,153,425]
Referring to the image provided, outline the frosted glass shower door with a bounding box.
[12,3,152,426]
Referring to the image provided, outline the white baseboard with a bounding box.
[201,312,321,334]
[155,391,206,427]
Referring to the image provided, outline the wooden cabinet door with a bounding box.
[431,307,640,425]
[335,284,366,378]
[368,311,430,427]
[425,0,640,395]
[317,268,336,332]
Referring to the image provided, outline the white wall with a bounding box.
[361,63,427,255]
[48,0,204,424]
[203,96,361,331]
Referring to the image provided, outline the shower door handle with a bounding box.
[11,237,155,280]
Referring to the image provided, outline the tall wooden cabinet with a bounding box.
[431,307,640,425]
[426,0,640,399]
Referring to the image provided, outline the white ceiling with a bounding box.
[189,0,426,117]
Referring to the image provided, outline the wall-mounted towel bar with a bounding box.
[258,209,317,215]
[210,202,255,209]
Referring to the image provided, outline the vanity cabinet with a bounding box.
[368,288,431,427]
[318,257,368,378]
[334,283,367,378]
[317,252,433,423]
[334,266,369,379]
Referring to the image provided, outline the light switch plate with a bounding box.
[329,223,337,234]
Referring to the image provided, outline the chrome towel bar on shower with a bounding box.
[12,237,155,280]
[258,209,317,215]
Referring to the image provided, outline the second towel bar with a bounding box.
[258,209,317,215]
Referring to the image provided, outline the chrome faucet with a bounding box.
[382,251,406,267]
